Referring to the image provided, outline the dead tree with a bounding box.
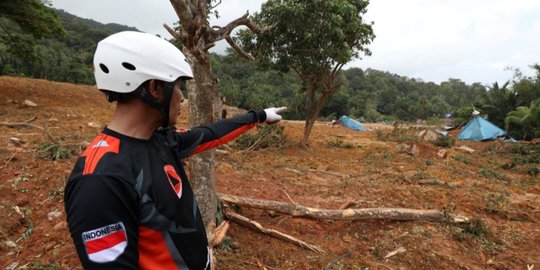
[166,1,272,231]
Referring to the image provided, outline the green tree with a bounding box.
[0,0,65,39]
[511,64,540,107]
[505,98,540,140]
[452,106,475,127]
[241,0,375,145]
[476,82,518,128]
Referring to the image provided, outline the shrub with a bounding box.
[37,144,75,160]
[325,137,354,148]
[433,135,455,148]
[233,124,290,150]
[479,166,511,183]
[453,155,471,164]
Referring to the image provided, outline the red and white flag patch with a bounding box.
[82,222,127,263]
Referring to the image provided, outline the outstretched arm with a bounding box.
[176,107,286,158]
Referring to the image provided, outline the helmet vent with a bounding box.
[99,64,109,74]
[122,62,136,71]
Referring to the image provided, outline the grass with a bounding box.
[325,137,354,148]
[497,143,540,177]
[483,192,508,214]
[479,166,511,183]
[450,218,490,241]
[26,261,61,270]
[453,155,471,164]
[37,143,76,160]
[376,128,419,143]
[364,146,394,164]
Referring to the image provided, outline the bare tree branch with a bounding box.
[210,11,274,43]
[209,0,222,9]
[225,35,255,60]
[164,24,184,44]
[203,42,215,51]
[225,209,325,253]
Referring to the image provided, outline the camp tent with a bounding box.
[339,115,367,131]
[457,116,506,141]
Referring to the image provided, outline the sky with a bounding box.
[50,0,540,86]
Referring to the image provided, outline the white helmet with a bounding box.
[93,31,193,93]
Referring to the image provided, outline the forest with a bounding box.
[1,6,540,140]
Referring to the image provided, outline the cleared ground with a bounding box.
[0,76,538,269]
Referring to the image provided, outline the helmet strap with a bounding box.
[138,80,176,129]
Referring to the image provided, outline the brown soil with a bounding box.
[0,76,539,269]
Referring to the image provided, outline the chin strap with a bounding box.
[138,80,176,128]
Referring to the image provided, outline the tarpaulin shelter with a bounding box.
[457,116,506,141]
[339,115,367,131]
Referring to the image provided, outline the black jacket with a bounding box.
[65,110,266,269]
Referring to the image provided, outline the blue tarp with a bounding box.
[457,116,507,141]
[339,115,367,131]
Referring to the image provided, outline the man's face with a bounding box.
[168,79,186,126]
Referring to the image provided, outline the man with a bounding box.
[64,31,286,269]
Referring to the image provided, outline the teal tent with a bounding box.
[457,116,506,141]
[339,115,367,131]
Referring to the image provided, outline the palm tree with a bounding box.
[477,82,518,128]
[505,98,540,140]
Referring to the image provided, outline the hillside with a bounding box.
[0,76,538,269]
[0,9,139,85]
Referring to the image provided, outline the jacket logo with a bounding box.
[164,165,183,198]
[82,222,127,263]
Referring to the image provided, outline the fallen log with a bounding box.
[219,194,469,223]
[417,179,459,188]
[225,210,325,253]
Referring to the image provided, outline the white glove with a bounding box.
[264,107,287,124]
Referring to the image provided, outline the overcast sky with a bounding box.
[51,0,540,86]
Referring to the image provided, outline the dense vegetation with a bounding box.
[1,5,539,139]
[0,7,137,84]
[213,51,540,130]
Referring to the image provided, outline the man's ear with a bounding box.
[147,80,163,100]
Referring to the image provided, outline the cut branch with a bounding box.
[0,121,58,144]
[308,168,346,178]
[417,179,458,188]
[163,23,185,45]
[209,220,230,247]
[219,194,470,223]
[225,209,325,253]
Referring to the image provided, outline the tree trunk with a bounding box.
[186,55,220,231]
[302,84,317,145]
[167,0,272,237]
[219,194,470,223]
[301,84,330,145]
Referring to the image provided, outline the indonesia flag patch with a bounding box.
[82,222,127,263]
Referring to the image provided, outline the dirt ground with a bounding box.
[0,76,538,269]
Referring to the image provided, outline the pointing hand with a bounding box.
[263,107,287,124]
